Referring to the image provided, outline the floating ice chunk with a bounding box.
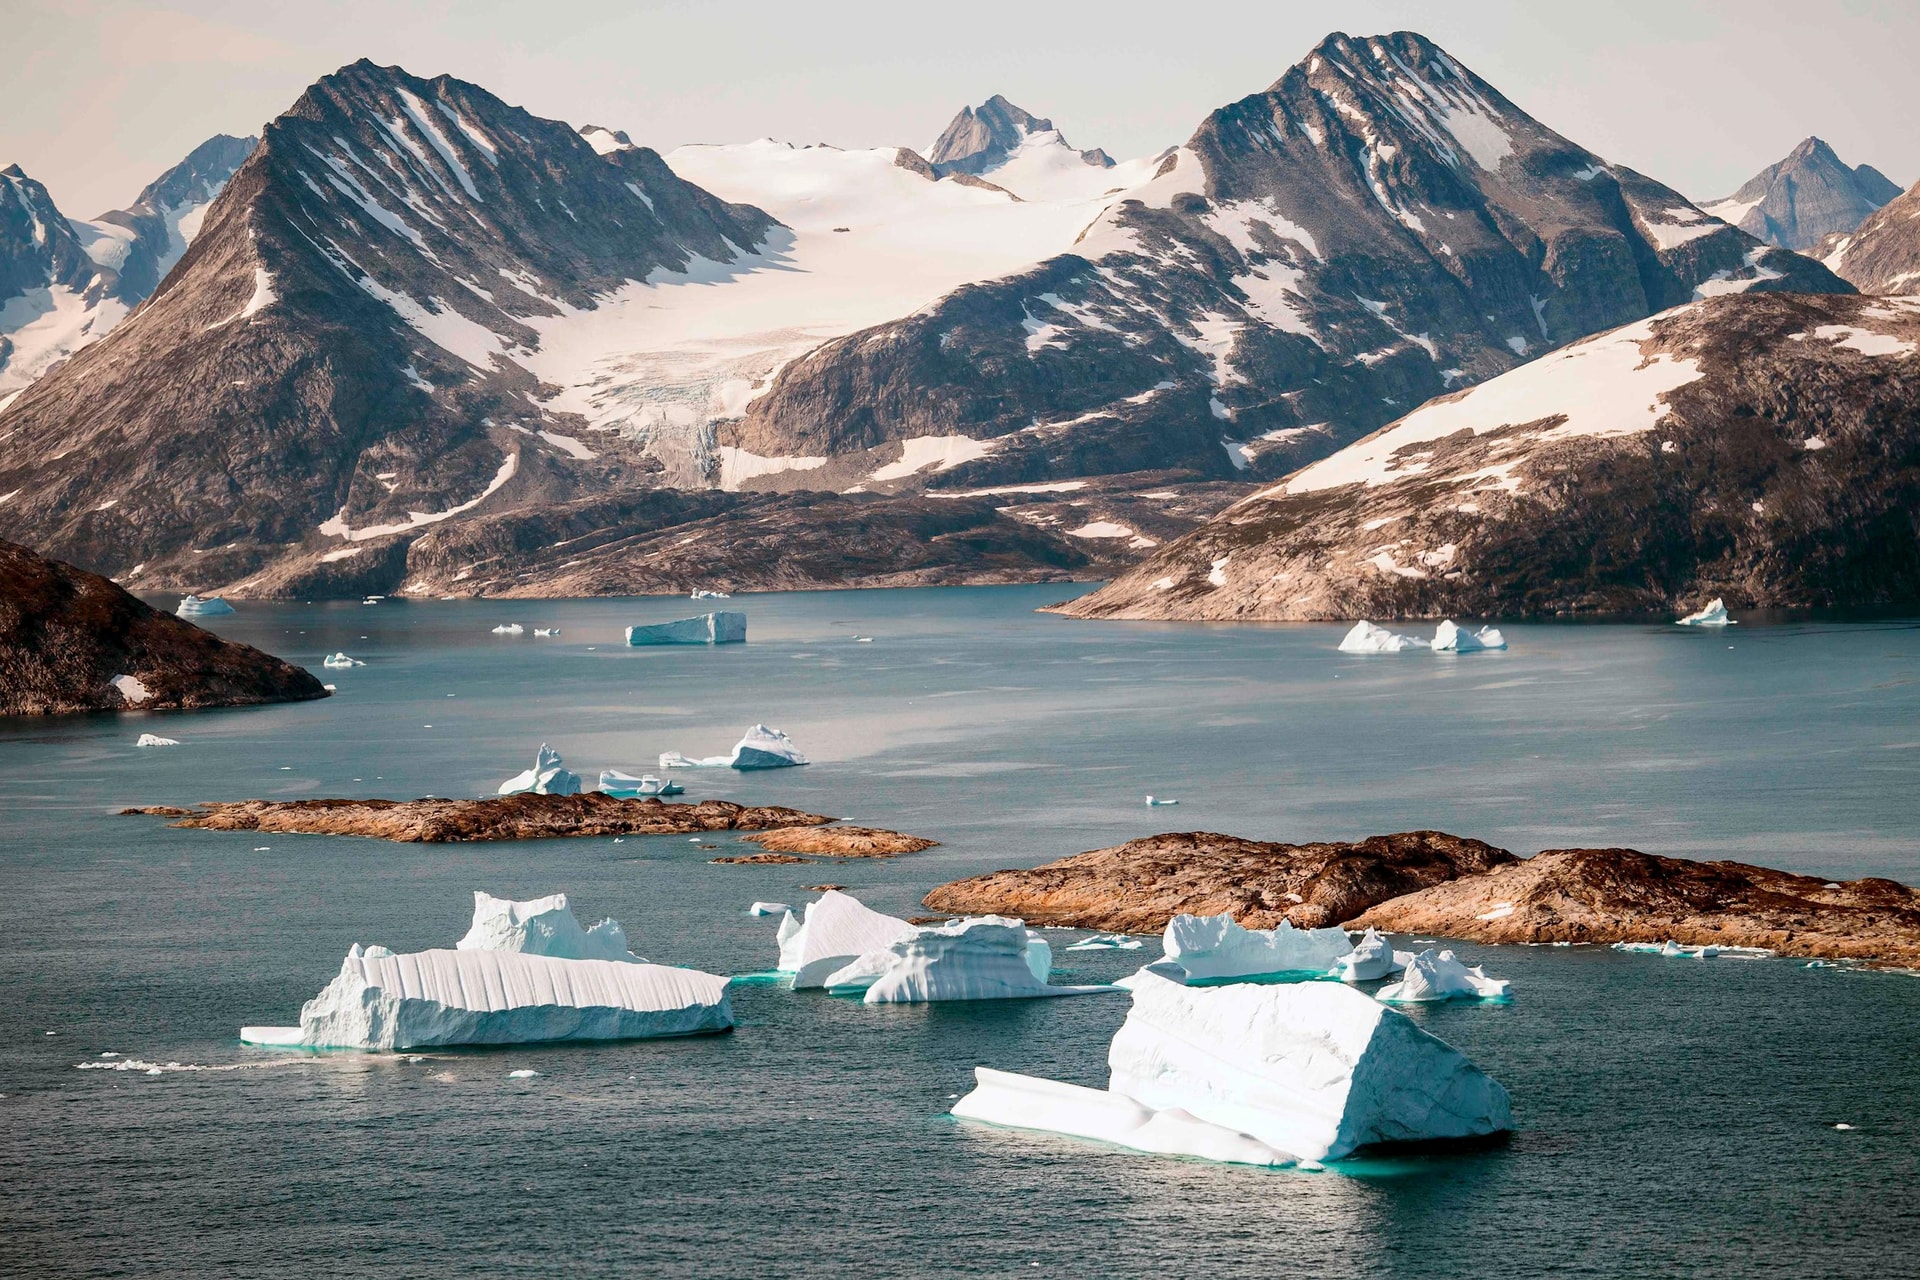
[1064,933,1145,952]
[1160,913,1353,981]
[625,611,746,645]
[1611,939,1774,960]
[831,917,1114,1003]
[663,725,808,771]
[597,770,682,797]
[457,891,640,963]
[176,594,235,617]
[241,946,732,1049]
[1145,795,1179,806]
[1431,620,1507,652]
[776,891,917,988]
[321,652,365,669]
[1108,965,1512,1160]
[1374,948,1510,1002]
[497,743,582,796]
[533,628,560,637]
[135,733,181,747]
[1677,598,1734,627]
[491,623,525,635]
[951,1067,1301,1167]
[1330,928,1410,983]
[507,1069,540,1078]
[749,901,793,917]
[690,589,730,599]
[110,674,151,704]
[1338,621,1428,653]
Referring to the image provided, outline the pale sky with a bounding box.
[7,0,1916,218]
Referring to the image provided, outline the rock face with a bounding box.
[1702,137,1900,251]
[740,826,938,857]
[725,31,1845,492]
[1820,177,1920,295]
[926,95,1114,176]
[921,830,1513,931]
[1351,846,1920,966]
[0,537,325,714]
[1059,290,1920,621]
[126,794,832,842]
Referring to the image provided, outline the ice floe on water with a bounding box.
[597,769,682,797]
[625,611,746,645]
[1329,928,1411,983]
[498,743,581,795]
[176,594,234,616]
[1613,940,1775,960]
[826,916,1114,1004]
[507,1069,541,1079]
[1432,620,1506,651]
[1339,619,1507,652]
[661,724,807,770]
[135,733,180,747]
[1144,795,1179,806]
[1338,620,1428,653]
[1375,948,1511,1002]
[490,623,525,635]
[457,891,640,963]
[1064,933,1145,952]
[1159,912,1352,981]
[321,652,364,668]
[749,901,792,917]
[1677,598,1734,626]
[534,628,560,637]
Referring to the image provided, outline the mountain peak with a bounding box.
[1706,136,1901,250]
[926,95,1108,176]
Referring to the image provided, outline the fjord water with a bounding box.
[3,585,1917,1278]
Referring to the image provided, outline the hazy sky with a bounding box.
[8,0,1916,217]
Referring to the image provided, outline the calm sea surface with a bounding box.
[3,585,1917,1278]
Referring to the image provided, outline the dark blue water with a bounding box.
[3,586,1917,1277]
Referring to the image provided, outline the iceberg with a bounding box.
[534,628,560,637]
[690,589,730,599]
[1159,913,1354,981]
[491,623,525,635]
[135,732,181,747]
[239,944,732,1050]
[824,917,1114,1003]
[1063,933,1145,952]
[1431,620,1507,652]
[1611,939,1773,960]
[1374,948,1510,1002]
[321,652,364,669]
[952,1067,1301,1167]
[176,594,235,617]
[1330,928,1411,983]
[1107,966,1512,1160]
[661,724,808,771]
[1144,795,1179,806]
[596,769,683,797]
[1338,620,1427,653]
[625,611,746,645]
[456,891,640,962]
[775,890,917,987]
[749,901,793,917]
[497,744,582,796]
[1677,598,1734,627]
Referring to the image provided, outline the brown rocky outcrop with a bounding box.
[711,852,812,865]
[124,794,832,843]
[921,830,1513,932]
[741,826,938,858]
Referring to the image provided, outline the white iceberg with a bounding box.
[661,724,808,771]
[456,891,640,963]
[625,611,746,645]
[951,1067,1301,1167]
[1330,928,1411,983]
[1374,948,1511,1003]
[749,901,793,917]
[1338,620,1428,653]
[825,917,1113,1003]
[534,628,560,637]
[491,623,525,635]
[1677,598,1734,627]
[597,769,683,797]
[1106,965,1512,1160]
[321,652,364,669]
[135,732,181,747]
[497,744,582,796]
[1145,795,1179,806]
[239,944,732,1050]
[1431,620,1507,652]
[1611,939,1773,960]
[775,891,917,988]
[176,594,235,617]
[690,589,730,599]
[1159,913,1354,981]
[1064,933,1144,952]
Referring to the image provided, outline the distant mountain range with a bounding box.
[1819,174,1920,295]
[0,31,1891,605]
[1702,137,1899,252]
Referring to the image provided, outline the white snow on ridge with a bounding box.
[867,434,997,482]
[0,286,129,403]
[319,450,518,541]
[1791,325,1916,359]
[716,445,829,488]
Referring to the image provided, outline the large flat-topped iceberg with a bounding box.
[1374,948,1511,1003]
[625,611,747,645]
[777,890,917,987]
[661,724,808,771]
[826,916,1115,1003]
[498,744,582,796]
[1107,966,1512,1161]
[1160,913,1353,981]
[240,945,733,1050]
[457,891,639,963]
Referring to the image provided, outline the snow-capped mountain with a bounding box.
[1819,177,1920,295]
[926,95,1116,181]
[722,31,1847,493]
[1057,291,1920,621]
[0,137,254,409]
[1701,137,1900,251]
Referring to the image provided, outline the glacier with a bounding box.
[661,724,808,771]
[1330,928,1411,982]
[824,916,1115,1003]
[776,890,918,987]
[625,611,747,645]
[1159,912,1353,981]
[1677,598,1734,626]
[1431,620,1507,652]
[239,944,733,1050]
[176,594,235,617]
[1374,948,1511,1002]
[1338,620,1428,653]
[456,890,640,962]
[498,743,582,796]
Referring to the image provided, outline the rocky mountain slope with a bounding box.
[1702,137,1899,251]
[0,537,325,714]
[1820,177,1920,294]
[723,31,1846,495]
[926,95,1115,177]
[0,137,254,409]
[1059,290,1920,621]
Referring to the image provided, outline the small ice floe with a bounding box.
[135,733,181,748]
[1677,599,1734,627]
[323,683,338,691]
[749,902,793,917]
[1145,795,1179,807]
[361,596,382,605]
[1159,913,1352,982]
[626,611,745,645]
[491,623,525,635]
[110,674,151,705]
[597,770,683,797]
[691,589,730,599]
[1375,948,1511,1002]
[1476,902,1516,920]
[850,634,873,643]
[660,724,807,771]
[507,1069,541,1079]
[1329,928,1411,983]
[176,594,235,617]
[1834,1123,1856,1130]
[1064,933,1144,952]
[1338,620,1427,653]
[321,653,364,669]
[497,744,582,796]
[534,628,560,637]
[1431,620,1507,652]
[1612,940,1775,960]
